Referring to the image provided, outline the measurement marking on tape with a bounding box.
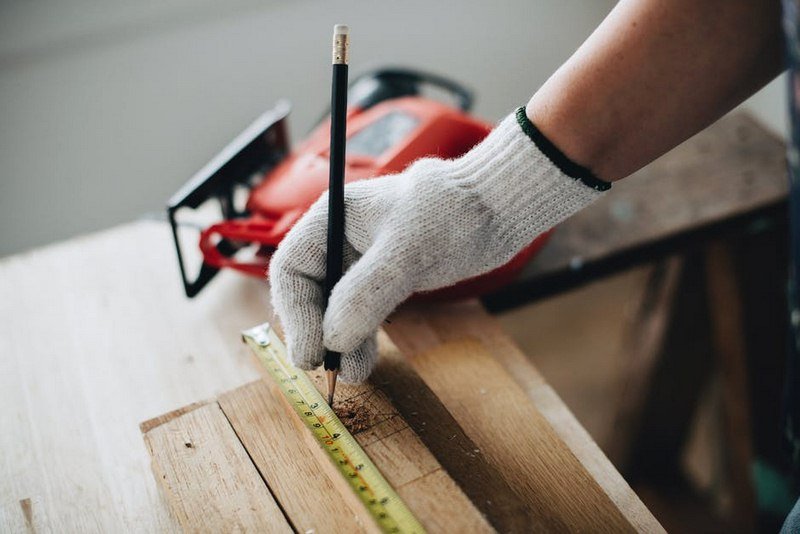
[242,323,425,534]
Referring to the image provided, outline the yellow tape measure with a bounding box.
[242,324,426,534]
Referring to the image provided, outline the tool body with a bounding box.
[167,68,551,299]
[242,323,425,533]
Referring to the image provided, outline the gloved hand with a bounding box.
[269,107,610,382]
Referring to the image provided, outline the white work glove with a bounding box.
[269,107,610,382]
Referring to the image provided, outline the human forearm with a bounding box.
[526,0,784,181]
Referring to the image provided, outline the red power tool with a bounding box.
[168,68,550,298]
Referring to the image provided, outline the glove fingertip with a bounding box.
[338,337,378,384]
[287,340,324,371]
[322,323,361,355]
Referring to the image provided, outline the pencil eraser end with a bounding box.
[334,24,349,36]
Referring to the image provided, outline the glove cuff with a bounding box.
[446,108,611,257]
[513,107,611,192]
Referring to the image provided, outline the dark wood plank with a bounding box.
[704,240,756,532]
[385,301,665,533]
[607,257,684,467]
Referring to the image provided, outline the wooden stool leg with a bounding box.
[622,249,717,484]
[609,256,684,469]
[705,239,756,532]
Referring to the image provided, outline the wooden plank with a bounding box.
[218,380,379,534]
[607,257,684,467]
[318,375,494,534]
[624,251,716,482]
[486,112,787,309]
[231,359,494,532]
[1,221,267,532]
[368,344,533,532]
[139,400,209,434]
[143,401,292,533]
[385,301,665,533]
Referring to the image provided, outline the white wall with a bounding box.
[743,74,788,138]
[0,0,787,257]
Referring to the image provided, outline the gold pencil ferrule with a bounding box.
[333,33,349,65]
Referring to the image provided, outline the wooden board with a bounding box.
[217,381,378,534]
[143,378,493,533]
[385,303,663,533]
[221,377,492,533]
[142,402,291,533]
[144,301,664,533]
[0,222,268,533]
[0,219,660,533]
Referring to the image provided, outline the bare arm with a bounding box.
[527,0,784,181]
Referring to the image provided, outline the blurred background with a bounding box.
[0,0,787,257]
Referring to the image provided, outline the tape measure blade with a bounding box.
[242,324,425,534]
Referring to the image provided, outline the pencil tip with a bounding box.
[326,369,339,406]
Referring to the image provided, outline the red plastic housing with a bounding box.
[199,97,550,300]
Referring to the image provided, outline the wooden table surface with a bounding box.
[1,222,267,531]
[0,220,659,532]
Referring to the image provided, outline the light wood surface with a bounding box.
[167,375,495,533]
[143,298,663,532]
[2,220,659,532]
[143,402,291,533]
[300,370,494,533]
[1,222,265,532]
[217,380,378,534]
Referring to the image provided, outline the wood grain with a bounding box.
[138,294,662,532]
[0,222,270,533]
[217,380,379,534]
[0,496,50,533]
[370,342,533,532]
[385,302,665,533]
[237,363,495,533]
[143,401,292,533]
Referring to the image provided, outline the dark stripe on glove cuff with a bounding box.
[515,106,611,192]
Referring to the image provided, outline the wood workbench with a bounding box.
[0,221,661,532]
[1,217,668,532]
[0,111,785,532]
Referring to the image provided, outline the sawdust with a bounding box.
[336,400,374,434]
[333,389,398,434]
[308,371,395,434]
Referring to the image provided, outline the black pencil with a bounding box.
[324,24,349,406]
